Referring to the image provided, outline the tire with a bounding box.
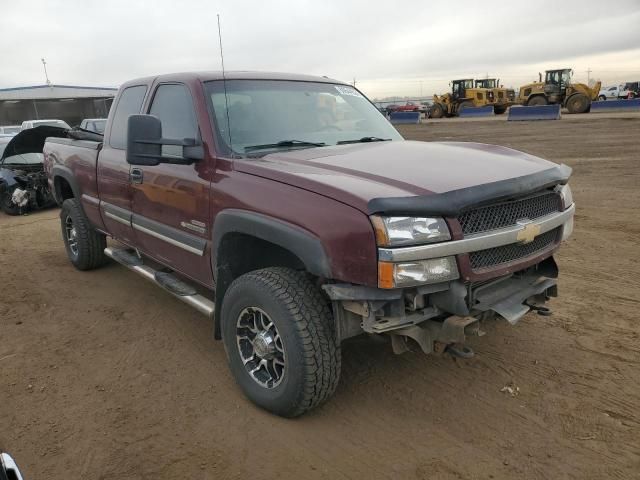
[493,105,507,115]
[598,95,606,101]
[430,103,444,118]
[0,187,21,216]
[60,198,107,270]
[527,96,548,106]
[566,93,590,114]
[221,267,341,417]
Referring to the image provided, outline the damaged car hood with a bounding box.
[234,140,571,215]
[1,125,68,161]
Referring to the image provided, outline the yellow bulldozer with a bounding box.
[430,79,494,118]
[474,78,515,114]
[517,68,601,113]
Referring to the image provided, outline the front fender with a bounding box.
[211,209,332,279]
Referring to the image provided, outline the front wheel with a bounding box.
[0,187,21,216]
[429,103,444,118]
[221,267,341,417]
[598,95,606,101]
[60,198,107,270]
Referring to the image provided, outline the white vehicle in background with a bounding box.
[79,118,107,134]
[20,119,70,131]
[598,85,622,101]
[619,82,639,99]
[0,125,21,135]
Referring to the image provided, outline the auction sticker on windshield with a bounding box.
[335,85,363,98]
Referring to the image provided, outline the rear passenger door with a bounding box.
[98,84,147,245]
[130,83,213,286]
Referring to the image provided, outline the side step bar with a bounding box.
[104,247,215,318]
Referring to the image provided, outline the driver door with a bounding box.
[129,82,213,286]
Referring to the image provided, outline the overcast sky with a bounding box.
[1,0,640,99]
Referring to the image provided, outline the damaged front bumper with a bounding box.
[323,257,558,354]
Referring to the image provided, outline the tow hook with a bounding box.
[525,302,552,316]
[445,344,475,359]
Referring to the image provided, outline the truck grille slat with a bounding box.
[469,227,560,270]
[458,191,561,236]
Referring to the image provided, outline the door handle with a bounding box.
[130,168,143,184]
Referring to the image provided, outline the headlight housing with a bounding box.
[559,184,573,209]
[371,216,451,246]
[378,257,459,288]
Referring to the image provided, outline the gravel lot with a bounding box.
[1,112,639,479]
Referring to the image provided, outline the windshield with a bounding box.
[205,80,402,156]
[1,126,21,134]
[32,120,71,129]
[1,152,43,165]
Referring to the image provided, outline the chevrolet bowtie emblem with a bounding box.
[516,220,541,244]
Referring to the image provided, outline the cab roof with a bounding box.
[120,71,348,89]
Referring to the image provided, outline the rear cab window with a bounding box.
[109,85,148,149]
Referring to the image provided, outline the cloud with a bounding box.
[1,0,639,99]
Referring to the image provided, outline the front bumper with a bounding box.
[324,257,558,345]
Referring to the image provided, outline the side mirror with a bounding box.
[1,452,24,480]
[126,114,205,166]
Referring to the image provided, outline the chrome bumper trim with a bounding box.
[379,203,575,262]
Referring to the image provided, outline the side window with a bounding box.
[109,85,147,149]
[149,84,198,156]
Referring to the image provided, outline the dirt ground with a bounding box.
[1,113,639,479]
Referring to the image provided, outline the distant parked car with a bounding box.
[20,119,70,131]
[620,81,639,99]
[0,125,21,135]
[598,85,622,101]
[80,118,107,134]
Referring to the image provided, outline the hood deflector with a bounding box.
[367,164,572,216]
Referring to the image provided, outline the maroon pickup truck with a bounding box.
[43,71,575,417]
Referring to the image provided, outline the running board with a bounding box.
[104,247,215,318]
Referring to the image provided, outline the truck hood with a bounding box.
[234,140,570,216]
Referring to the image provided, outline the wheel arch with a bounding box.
[52,165,81,205]
[211,209,332,338]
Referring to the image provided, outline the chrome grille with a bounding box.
[458,192,561,236]
[469,227,560,270]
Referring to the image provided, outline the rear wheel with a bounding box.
[60,198,107,270]
[566,93,590,114]
[429,103,444,118]
[527,96,548,106]
[493,105,507,115]
[221,267,341,417]
[598,95,606,101]
[0,187,21,216]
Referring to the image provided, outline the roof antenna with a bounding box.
[41,58,51,87]
[217,14,233,153]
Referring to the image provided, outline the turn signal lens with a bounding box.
[378,257,459,289]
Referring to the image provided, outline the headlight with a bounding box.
[559,184,573,209]
[378,257,459,288]
[371,216,451,246]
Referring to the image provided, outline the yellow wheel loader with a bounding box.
[430,79,494,118]
[474,78,515,114]
[517,69,601,113]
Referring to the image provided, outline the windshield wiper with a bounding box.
[244,140,326,152]
[337,137,391,145]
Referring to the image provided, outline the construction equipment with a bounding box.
[430,79,494,118]
[474,78,515,114]
[517,69,601,114]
